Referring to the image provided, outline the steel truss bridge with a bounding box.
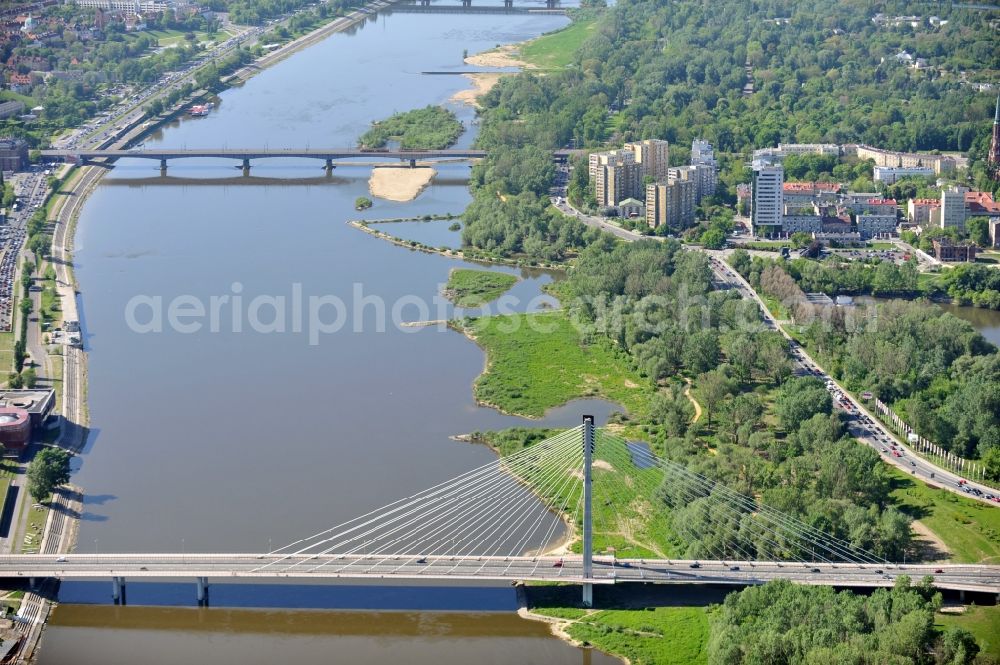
[3,420,998,605]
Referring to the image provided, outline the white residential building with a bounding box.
[940,186,969,232]
[751,160,784,234]
[873,165,934,184]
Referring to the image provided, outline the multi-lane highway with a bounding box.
[703,251,1000,506]
[1,554,997,593]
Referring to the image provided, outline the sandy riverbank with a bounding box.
[465,43,531,68]
[451,44,534,106]
[452,72,506,106]
[368,166,436,202]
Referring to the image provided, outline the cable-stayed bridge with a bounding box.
[2,419,998,605]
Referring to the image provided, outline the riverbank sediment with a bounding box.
[369,166,436,201]
[347,220,565,270]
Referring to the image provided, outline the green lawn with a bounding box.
[736,241,787,251]
[521,16,600,69]
[462,310,653,418]
[534,605,709,665]
[936,606,1000,662]
[444,268,518,308]
[0,331,14,375]
[132,28,227,47]
[17,498,48,554]
[759,294,790,320]
[890,468,1000,564]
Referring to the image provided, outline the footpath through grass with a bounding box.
[443,268,517,308]
[461,310,652,418]
[521,16,600,69]
[890,468,1000,564]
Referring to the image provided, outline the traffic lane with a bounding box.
[705,258,999,506]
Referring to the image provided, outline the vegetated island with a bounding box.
[359,105,463,150]
[354,196,373,211]
[454,310,649,419]
[360,105,463,202]
[442,268,518,308]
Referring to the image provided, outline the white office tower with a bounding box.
[751,160,784,235]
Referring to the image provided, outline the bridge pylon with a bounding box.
[582,415,594,607]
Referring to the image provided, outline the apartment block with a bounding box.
[625,139,670,183]
[873,165,934,184]
[857,214,898,239]
[591,149,639,209]
[907,198,940,227]
[645,179,695,231]
[853,144,957,175]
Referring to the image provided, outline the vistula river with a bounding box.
[40,4,625,663]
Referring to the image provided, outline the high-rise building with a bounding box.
[751,160,783,234]
[940,186,969,232]
[990,95,1000,179]
[690,139,719,200]
[591,149,640,209]
[691,139,715,164]
[645,179,695,230]
[625,139,670,183]
[667,165,715,205]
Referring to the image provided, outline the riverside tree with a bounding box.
[27,448,72,502]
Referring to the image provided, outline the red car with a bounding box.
[552,559,563,568]
[934,569,944,574]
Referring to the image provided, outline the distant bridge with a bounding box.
[40,148,576,171]
[7,420,998,606]
[390,3,566,14]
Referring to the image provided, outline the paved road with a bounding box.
[702,251,999,506]
[544,188,999,505]
[0,554,996,593]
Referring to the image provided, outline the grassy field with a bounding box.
[759,294,791,320]
[132,28,228,48]
[735,241,787,251]
[533,604,709,665]
[936,606,1000,661]
[17,498,48,554]
[890,468,1000,564]
[444,269,518,308]
[463,311,653,418]
[0,331,14,376]
[521,16,600,69]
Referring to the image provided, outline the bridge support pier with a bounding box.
[242,158,251,175]
[960,589,966,603]
[324,158,335,174]
[159,158,167,174]
[408,158,416,168]
[112,576,125,605]
[582,415,594,608]
[196,577,209,606]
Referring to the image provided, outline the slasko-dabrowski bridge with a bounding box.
[1,418,998,606]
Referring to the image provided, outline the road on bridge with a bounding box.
[1,554,998,594]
